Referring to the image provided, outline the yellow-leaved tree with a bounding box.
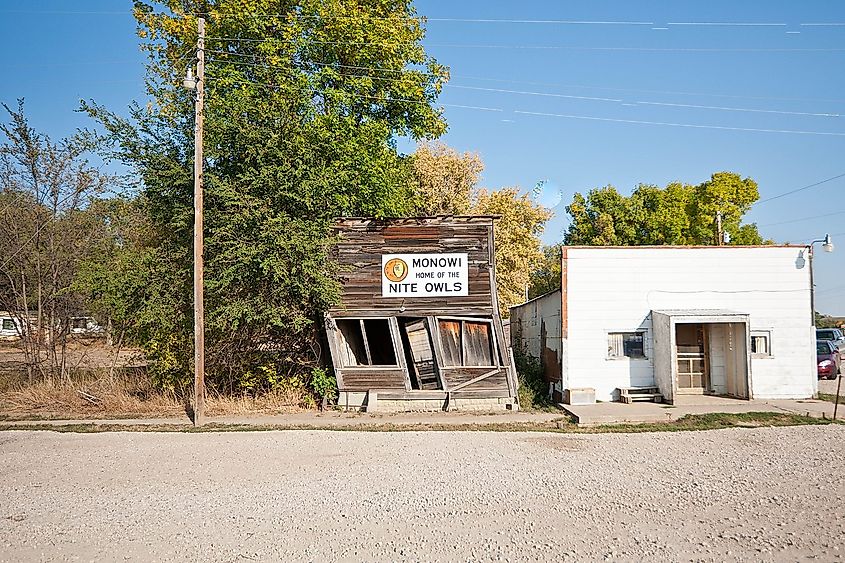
[410,142,551,316]
[411,142,483,215]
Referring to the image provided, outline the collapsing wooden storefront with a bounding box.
[325,217,519,412]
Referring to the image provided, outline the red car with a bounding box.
[818,340,841,379]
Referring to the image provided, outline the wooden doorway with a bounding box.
[399,318,442,390]
[676,323,708,392]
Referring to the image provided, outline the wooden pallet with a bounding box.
[619,386,664,404]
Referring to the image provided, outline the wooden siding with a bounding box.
[337,368,407,390]
[331,217,495,317]
[441,367,509,390]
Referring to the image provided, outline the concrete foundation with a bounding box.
[337,391,518,413]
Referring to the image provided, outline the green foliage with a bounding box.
[513,346,552,411]
[309,367,337,401]
[82,0,449,394]
[815,312,843,329]
[564,172,769,246]
[528,244,561,299]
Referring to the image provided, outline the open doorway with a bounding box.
[398,318,442,390]
[675,323,708,393]
[653,311,751,403]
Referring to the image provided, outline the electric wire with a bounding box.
[202,76,502,111]
[758,210,845,227]
[204,36,845,53]
[514,110,845,137]
[204,53,844,117]
[756,172,845,204]
[199,69,845,136]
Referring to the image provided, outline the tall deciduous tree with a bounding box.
[527,244,561,299]
[0,101,114,381]
[411,141,482,215]
[563,172,766,246]
[407,143,551,316]
[83,1,449,393]
[472,188,551,316]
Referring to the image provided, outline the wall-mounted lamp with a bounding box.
[822,233,834,253]
[809,234,835,327]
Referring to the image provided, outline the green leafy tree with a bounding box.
[83,0,449,394]
[527,244,561,299]
[563,172,767,246]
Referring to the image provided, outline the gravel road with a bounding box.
[1,425,844,562]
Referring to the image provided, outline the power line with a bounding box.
[787,231,845,244]
[756,172,845,204]
[202,76,502,112]
[204,36,845,53]
[244,54,845,104]
[205,52,843,117]
[633,100,838,118]
[514,110,845,137]
[758,210,845,227]
[201,67,845,137]
[200,13,845,28]
[666,22,787,27]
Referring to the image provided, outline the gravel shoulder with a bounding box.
[1,425,844,562]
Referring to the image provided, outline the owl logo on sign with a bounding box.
[384,258,409,282]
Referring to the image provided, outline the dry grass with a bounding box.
[0,372,313,421]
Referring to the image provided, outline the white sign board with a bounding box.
[381,253,469,297]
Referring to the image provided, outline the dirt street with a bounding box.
[1,426,844,562]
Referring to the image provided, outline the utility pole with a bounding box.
[193,17,206,426]
[714,211,723,246]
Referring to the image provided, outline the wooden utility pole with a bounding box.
[193,17,206,426]
[714,211,723,246]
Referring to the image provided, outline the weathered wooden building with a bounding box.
[325,217,519,412]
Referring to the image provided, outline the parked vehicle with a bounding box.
[817,341,841,379]
[816,328,845,361]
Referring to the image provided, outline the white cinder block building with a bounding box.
[510,246,816,403]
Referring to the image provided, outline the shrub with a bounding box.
[514,347,552,411]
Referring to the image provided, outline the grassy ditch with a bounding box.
[0,411,837,434]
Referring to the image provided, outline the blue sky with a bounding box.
[1,1,843,314]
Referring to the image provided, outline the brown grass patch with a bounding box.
[0,372,313,421]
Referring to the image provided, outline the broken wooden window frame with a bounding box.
[331,317,401,368]
[433,316,501,368]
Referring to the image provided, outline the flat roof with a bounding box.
[564,244,805,249]
[653,309,748,317]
